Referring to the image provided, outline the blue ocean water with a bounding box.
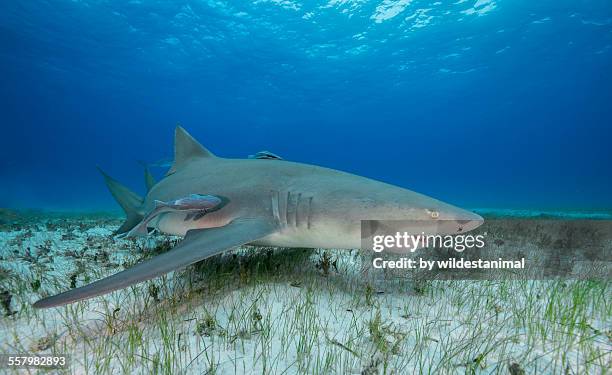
[0,0,611,212]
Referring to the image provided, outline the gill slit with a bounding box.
[307,197,312,230]
[285,191,291,227]
[271,190,280,225]
[271,190,312,230]
[295,193,302,228]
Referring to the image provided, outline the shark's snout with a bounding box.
[454,211,484,233]
[427,207,483,235]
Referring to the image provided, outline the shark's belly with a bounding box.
[153,209,361,250]
[253,229,361,250]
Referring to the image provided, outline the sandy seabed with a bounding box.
[0,210,610,374]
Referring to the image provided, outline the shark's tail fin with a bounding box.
[98,167,144,235]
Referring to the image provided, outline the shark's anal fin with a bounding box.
[33,218,276,309]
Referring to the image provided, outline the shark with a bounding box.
[33,126,483,308]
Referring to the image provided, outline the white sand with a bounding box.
[0,214,610,374]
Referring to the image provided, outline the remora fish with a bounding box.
[248,150,283,160]
[33,126,483,308]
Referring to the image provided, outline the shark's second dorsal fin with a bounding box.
[137,161,157,192]
[144,167,156,192]
[168,126,215,175]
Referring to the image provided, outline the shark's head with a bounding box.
[311,179,484,249]
[353,189,484,234]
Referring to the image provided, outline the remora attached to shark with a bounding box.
[34,127,483,308]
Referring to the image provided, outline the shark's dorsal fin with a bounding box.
[138,161,157,192]
[144,167,156,192]
[168,126,215,175]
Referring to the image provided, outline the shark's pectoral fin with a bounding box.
[33,218,277,309]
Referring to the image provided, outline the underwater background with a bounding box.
[1,0,611,212]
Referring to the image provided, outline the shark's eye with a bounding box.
[430,211,439,219]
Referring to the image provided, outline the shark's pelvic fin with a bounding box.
[167,125,216,175]
[97,167,144,234]
[33,218,277,308]
[125,195,225,238]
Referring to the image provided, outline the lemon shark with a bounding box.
[33,126,483,308]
